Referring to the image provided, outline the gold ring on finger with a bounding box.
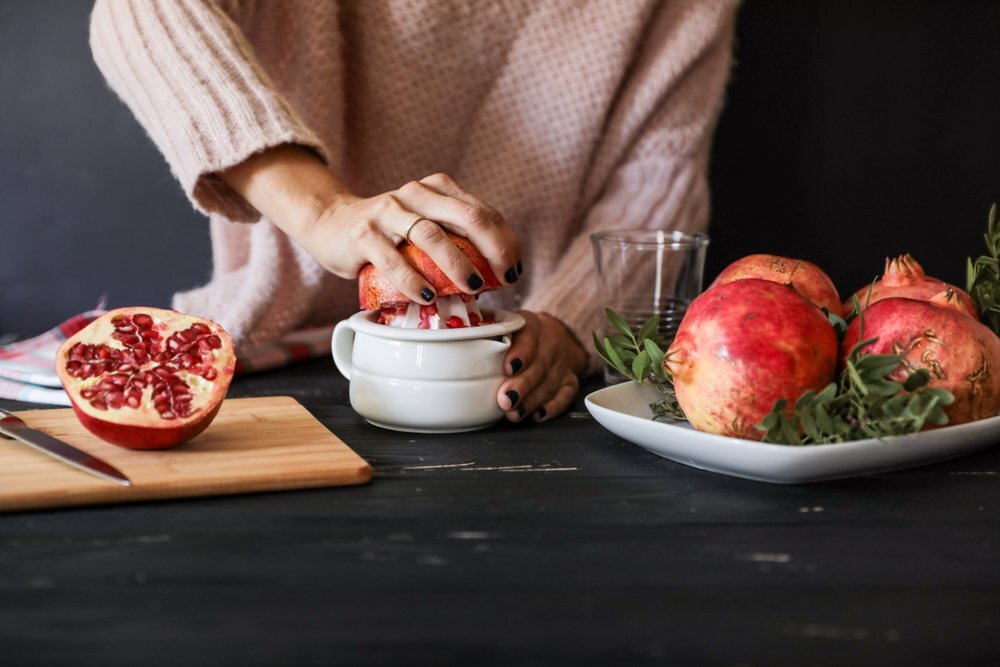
[404,216,431,244]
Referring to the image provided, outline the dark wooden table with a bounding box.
[1,358,998,666]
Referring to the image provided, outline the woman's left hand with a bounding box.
[497,311,589,423]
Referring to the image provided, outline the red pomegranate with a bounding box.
[844,254,977,318]
[56,307,236,449]
[358,232,501,310]
[841,297,1000,426]
[710,254,844,318]
[665,279,838,440]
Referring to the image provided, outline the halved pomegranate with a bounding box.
[358,232,502,311]
[55,307,236,449]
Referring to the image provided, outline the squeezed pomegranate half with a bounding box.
[55,307,236,449]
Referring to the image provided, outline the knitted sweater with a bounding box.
[89,0,737,369]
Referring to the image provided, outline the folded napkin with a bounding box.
[0,310,333,406]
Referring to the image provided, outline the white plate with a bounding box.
[585,382,1000,484]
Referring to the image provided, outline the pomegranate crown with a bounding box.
[882,254,925,286]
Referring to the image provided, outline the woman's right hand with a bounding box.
[221,145,522,302]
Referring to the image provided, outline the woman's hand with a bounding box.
[497,311,589,422]
[220,145,522,303]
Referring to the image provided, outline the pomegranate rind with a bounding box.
[845,254,978,319]
[711,253,844,318]
[55,307,236,450]
[840,297,1000,426]
[665,279,838,441]
[358,233,501,310]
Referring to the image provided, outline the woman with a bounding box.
[89,0,737,422]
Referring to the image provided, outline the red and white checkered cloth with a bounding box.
[0,310,333,405]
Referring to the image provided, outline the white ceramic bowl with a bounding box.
[332,308,526,433]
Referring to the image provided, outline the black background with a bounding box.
[2,1,999,338]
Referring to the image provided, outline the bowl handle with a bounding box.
[331,319,356,380]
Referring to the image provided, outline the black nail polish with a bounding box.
[510,358,523,374]
[516,261,523,276]
[467,273,484,291]
[517,404,526,418]
[535,406,547,420]
[420,287,435,302]
[504,266,518,283]
[505,389,519,408]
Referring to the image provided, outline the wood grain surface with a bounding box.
[0,396,371,512]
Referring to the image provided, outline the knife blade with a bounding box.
[0,408,131,487]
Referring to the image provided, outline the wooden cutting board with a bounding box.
[0,396,371,512]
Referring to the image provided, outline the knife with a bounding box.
[0,408,132,487]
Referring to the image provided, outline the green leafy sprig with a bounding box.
[757,299,954,444]
[592,309,684,419]
[966,202,1000,337]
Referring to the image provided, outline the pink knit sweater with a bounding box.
[90,0,737,369]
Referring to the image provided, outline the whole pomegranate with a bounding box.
[845,254,977,318]
[710,254,844,318]
[665,279,838,440]
[841,297,1000,426]
[56,307,236,449]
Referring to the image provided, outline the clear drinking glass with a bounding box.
[591,230,709,384]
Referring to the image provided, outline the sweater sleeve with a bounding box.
[89,0,330,223]
[520,0,739,374]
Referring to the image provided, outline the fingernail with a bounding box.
[535,406,547,420]
[517,404,526,418]
[420,287,435,302]
[504,266,518,283]
[516,261,523,276]
[510,358,523,374]
[505,389,519,409]
[467,273,484,291]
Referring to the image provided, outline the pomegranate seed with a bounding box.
[97,347,110,359]
[66,360,81,373]
[190,323,210,335]
[159,411,176,420]
[420,304,438,318]
[113,332,136,344]
[206,335,222,349]
[203,367,218,381]
[154,393,170,406]
[469,312,481,326]
[126,395,141,408]
[418,320,430,330]
[107,397,124,410]
[167,338,181,351]
[460,293,472,303]
[91,399,108,411]
[133,313,154,329]
[111,315,129,327]
[154,366,172,378]
[80,388,95,399]
[446,316,465,328]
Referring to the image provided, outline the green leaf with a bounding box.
[603,338,629,377]
[606,308,634,341]
[631,350,650,381]
[902,368,930,392]
[637,313,659,345]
